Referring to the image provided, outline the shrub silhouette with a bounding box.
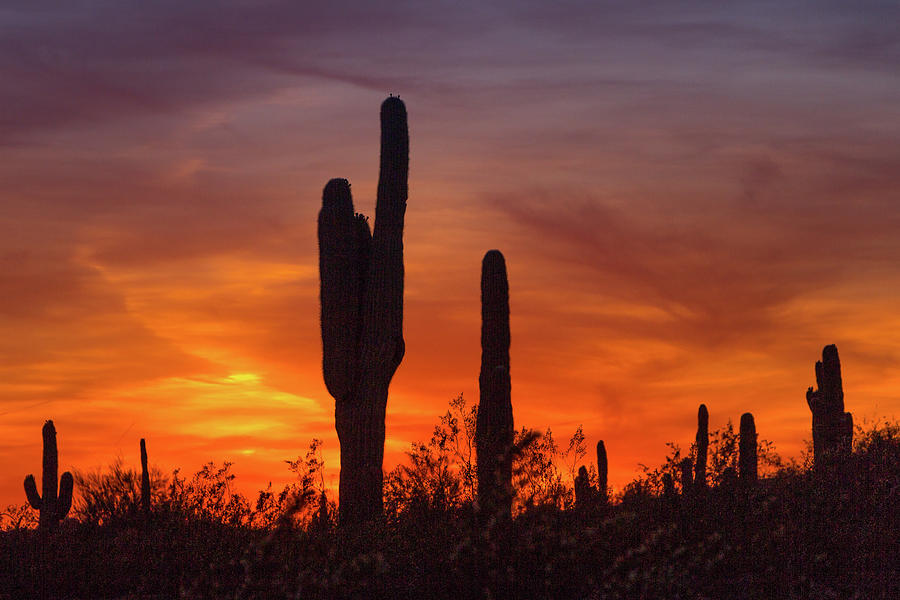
[513,426,570,510]
[74,457,167,527]
[3,343,894,597]
[3,415,898,599]
[0,503,37,531]
[318,97,408,525]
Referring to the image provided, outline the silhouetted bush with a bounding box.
[73,457,168,527]
[2,411,897,599]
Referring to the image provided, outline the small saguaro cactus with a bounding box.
[596,440,608,505]
[475,250,514,520]
[806,344,853,465]
[721,466,737,493]
[574,465,592,509]
[739,413,757,483]
[662,473,676,501]
[312,491,330,531]
[24,420,74,531]
[694,404,709,489]
[318,97,408,524]
[140,438,151,518]
[679,458,693,494]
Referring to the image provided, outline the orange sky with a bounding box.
[2,2,900,510]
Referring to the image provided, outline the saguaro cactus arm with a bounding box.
[360,97,408,375]
[24,475,41,509]
[319,179,367,401]
[58,472,73,518]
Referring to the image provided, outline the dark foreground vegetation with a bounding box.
[2,400,897,600]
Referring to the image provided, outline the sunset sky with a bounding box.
[2,1,899,510]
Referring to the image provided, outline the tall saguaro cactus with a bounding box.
[23,420,73,531]
[318,97,408,524]
[806,344,853,466]
[694,404,709,489]
[140,438,151,518]
[475,250,513,520]
[739,413,757,483]
[679,458,694,493]
[596,440,608,505]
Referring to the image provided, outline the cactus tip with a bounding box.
[381,95,406,114]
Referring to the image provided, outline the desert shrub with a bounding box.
[3,405,897,599]
[384,396,476,520]
[159,461,252,526]
[73,457,168,527]
[513,427,570,511]
[253,438,333,530]
[0,503,37,531]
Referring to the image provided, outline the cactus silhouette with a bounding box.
[679,458,693,493]
[596,440,608,505]
[806,344,853,466]
[694,404,709,489]
[318,97,408,524]
[23,420,73,531]
[574,465,592,509]
[475,250,513,520]
[140,438,151,519]
[662,472,676,501]
[739,413,757,483]
[721,466,737,493]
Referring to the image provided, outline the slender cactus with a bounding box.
[694,404,709,489]
[739,413,757,483]
[679,458,693,494]
[23,420,73,531]
[806,344,853,466]
[140,438,151,518]
[662,473,676,501]
[596,440,608,505]
[312,491,330,531]
[475,250,514,520]
[574,465,592,509]
[721,466,737,493]
[318,97,408,524]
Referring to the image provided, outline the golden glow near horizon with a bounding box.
[2,220,898,509]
